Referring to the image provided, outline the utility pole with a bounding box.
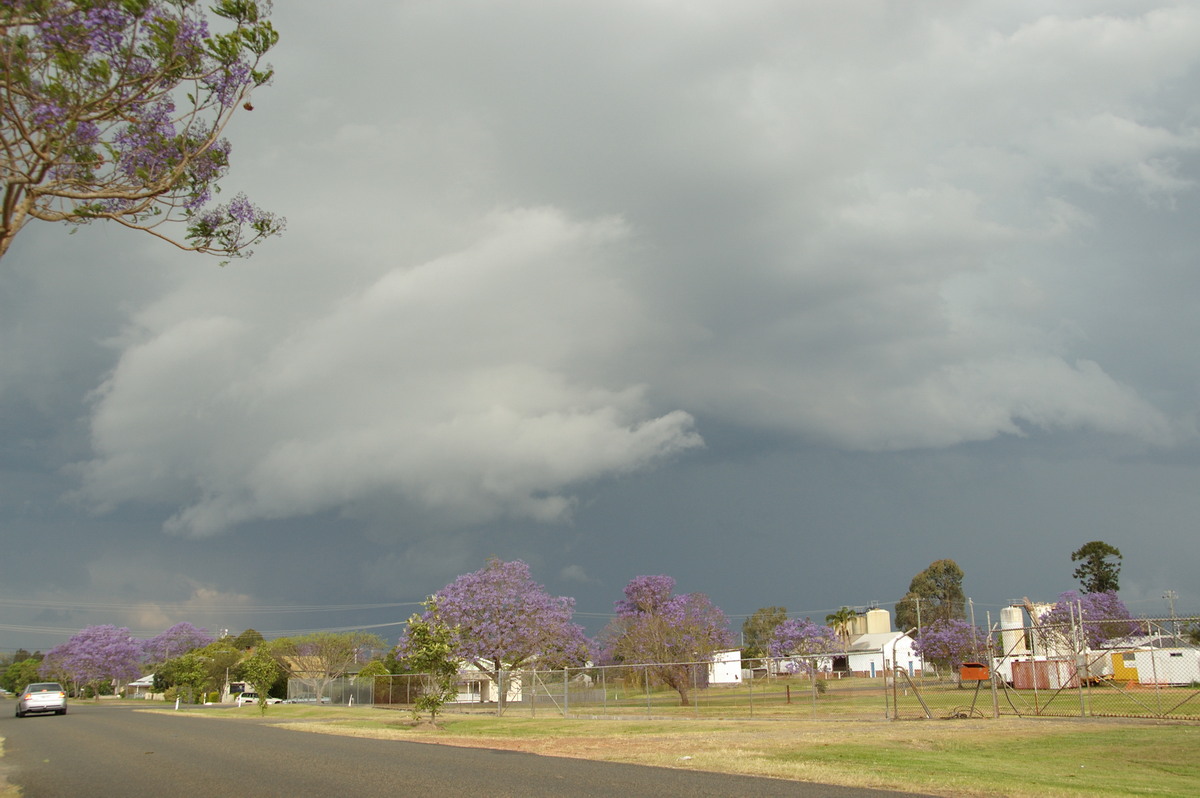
[1163,590,1179,639]
[968,598,978,654]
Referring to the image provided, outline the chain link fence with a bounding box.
[891,615,1200,721]
[299,614,1199,722]
[367,656,899,720]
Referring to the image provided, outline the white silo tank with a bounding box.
[866,608,891,634]
[1000,606,1026,657]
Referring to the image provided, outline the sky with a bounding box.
[2,1,1199,654]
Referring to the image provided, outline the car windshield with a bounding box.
[26,683,63,692]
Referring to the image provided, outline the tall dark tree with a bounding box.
[1071,541,1122,593]
[231,629,265,650]
[895,559,966,632]
[741,606,788,661]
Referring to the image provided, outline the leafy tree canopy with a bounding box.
[230,628,265,650]
[238,648,280,715]
[895,559,966,631]
[1071,540,1122,594]
[396,599,460,723]
[1,0,284,260]
[1,657,43,693]
[741,606,787,660]
[268,631,385,702]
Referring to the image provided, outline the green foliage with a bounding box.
[1071,540,1122,593]
[239,650,281,715]
[741,606,787,661]
[356,659,390,678]
[397,600,461,723]
[153,640,243,700]
[824,606,859,647]
[154,652,208,702]
[2,657,43,694]
[230,628,265,650]
[267,631,386,704]
[895,559,966,631]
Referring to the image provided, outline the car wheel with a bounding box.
[15,709,24,718]
[58,708,67,715]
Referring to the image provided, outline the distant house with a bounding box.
[451,663,523,704]
[125,674,158,699]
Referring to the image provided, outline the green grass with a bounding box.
[770,725,1200,797]
[151,695,1200,796]
[202,703,1200,797]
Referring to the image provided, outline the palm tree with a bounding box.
[825,607,858,650]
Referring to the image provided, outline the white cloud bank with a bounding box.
[76,209,702,536]
[68,2,1198,536]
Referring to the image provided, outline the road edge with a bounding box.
[0,734,21,797]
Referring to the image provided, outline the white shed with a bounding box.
[707,649,743,685]
[846,632,923,678]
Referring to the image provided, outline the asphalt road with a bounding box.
[1,703,933,798]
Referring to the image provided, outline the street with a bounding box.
[1,703,933,798]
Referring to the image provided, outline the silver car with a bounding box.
[15,683,68,717]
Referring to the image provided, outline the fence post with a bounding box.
[1072,601,1086,718]
[1150,645,1163,716]
[563,668,569,718]
[748,659,754,718]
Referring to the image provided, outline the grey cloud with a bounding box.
[3,2,1199,651]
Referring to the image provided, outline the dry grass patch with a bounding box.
[161,705,1200,797]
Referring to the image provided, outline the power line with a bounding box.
[0,598,424,613]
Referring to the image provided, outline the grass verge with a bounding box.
[162,704,1199,797]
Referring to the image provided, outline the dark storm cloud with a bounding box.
[2,2,1198,650]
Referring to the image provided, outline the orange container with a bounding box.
[960,662,989,681]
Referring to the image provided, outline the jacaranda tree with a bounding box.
[1037,590,1139,650]
[42,624,143,697]
[912,618,985,676]
[424,558,591,711]
[142,621,214,665]
[0,0,283,260]
[768,618,839,674]
[600,574,733,706]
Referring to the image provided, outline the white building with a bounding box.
[707,649,743,685]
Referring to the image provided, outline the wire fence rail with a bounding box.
[298,614,1199,722]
